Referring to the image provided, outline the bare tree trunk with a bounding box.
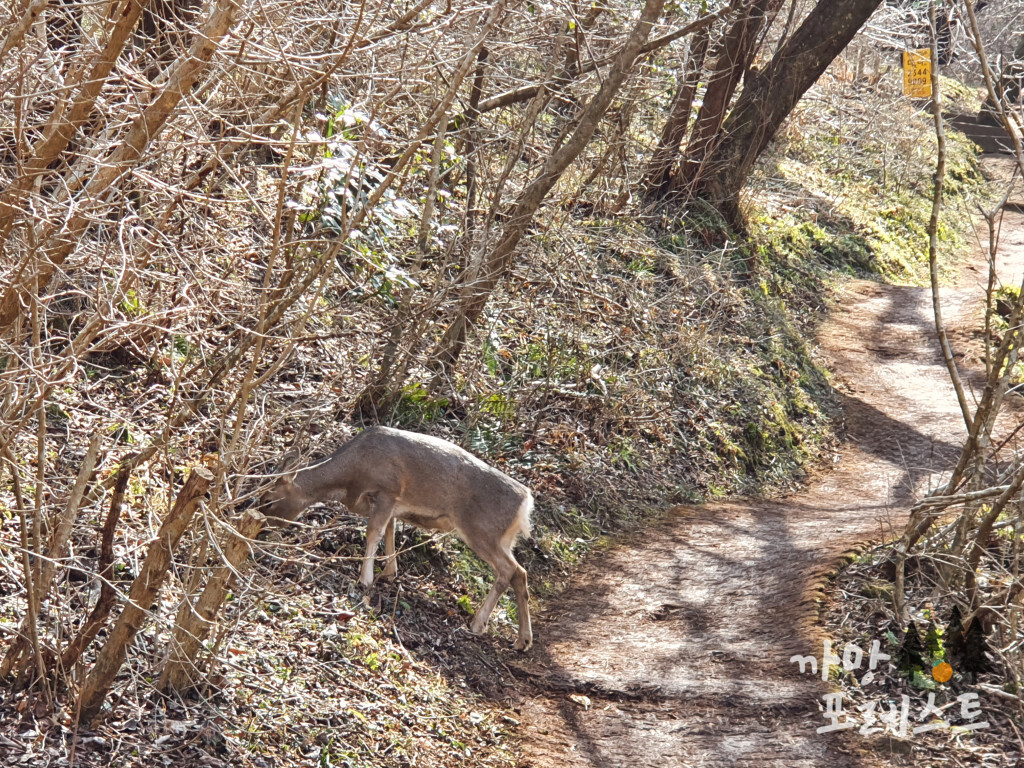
[0,432,102,680]
[688,0,884,224]
[642,24,711,200]
[965,463,1024,606]
[158,509,265,692]
[0,0,53,61]
[892,2,1024,612]
[0,0,149,242]
[673,0,782,198]
[900,225,1024,559]
[462,46,490,258]
[446,7,730,129]
[338,1,509,243]
[353,10,511,414]
[964,0,1024,168]
[0,445,48,697]
[77,467,213,725]
[895,19,958,617]
[925,39,973,437]
[429,0,667,378]
[59,471,131,671]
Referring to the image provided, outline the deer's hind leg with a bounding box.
[509,556,532,651]
[469,546,532,651]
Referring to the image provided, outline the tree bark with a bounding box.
[0,0,149,243]
[445,8,729,134]
[77,467,213,725]
[158,509,265,692]
[0,432,102,680]
[0,0,240,334]
[674,0,783,197]
[642,24,711,199]
[691,0,884,224]
[1,1,53,61]
[59,470,130,671]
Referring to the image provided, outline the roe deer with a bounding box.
[264,426,533,650]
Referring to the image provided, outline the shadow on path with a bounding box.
[511,193,1024,766]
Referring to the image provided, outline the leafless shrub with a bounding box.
[887,0,1024,723]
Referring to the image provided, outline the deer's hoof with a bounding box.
[513,636,533,652]
[468,618,487,636]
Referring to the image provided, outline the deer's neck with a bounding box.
[295,450,354,502]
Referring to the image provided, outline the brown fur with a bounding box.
[264,426,533,650]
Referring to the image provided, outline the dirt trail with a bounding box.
[512,157,1024,768]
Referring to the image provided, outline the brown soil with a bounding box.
[510,156,1024,768]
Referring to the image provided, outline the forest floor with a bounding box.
[504,154,1024,768]
[0,103,1014,768]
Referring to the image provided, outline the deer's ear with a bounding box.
[278,448,302,474]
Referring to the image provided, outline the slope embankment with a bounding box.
[512,153,1024,767]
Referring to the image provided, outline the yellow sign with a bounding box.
[903,49,933,98]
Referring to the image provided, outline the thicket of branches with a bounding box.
[885,0,1024,723]
[0,0,1003,738]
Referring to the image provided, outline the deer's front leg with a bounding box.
[359,493,395,587]
[380,517,398,581]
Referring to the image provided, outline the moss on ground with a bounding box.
[0,66,994,768]
[749,96,986,286]
[445,83,991,604]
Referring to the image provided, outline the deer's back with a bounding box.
[343,427,530,518]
